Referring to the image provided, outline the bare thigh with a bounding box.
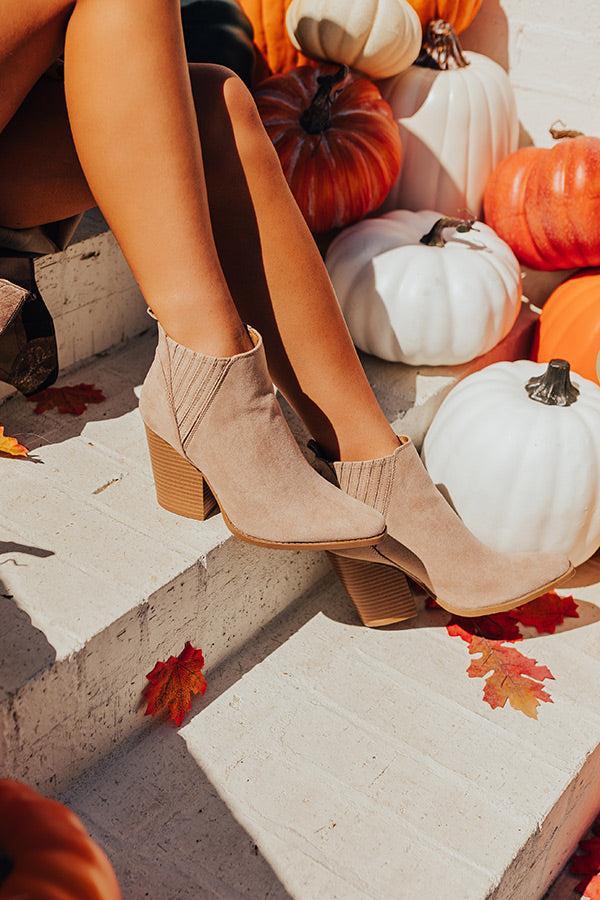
[0,0,93,228]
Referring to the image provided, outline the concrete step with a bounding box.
[0,287,545,794]
[61,558,600,900]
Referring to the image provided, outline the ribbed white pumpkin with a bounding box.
[422,360,600,566]
[285,0,421,80]
[378,21,518,217]
[326,210,522,365]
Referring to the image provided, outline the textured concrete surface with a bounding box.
[62,557,600,900]
[0,333,329,791]
[0,291,538,792]
[463,0,600,146]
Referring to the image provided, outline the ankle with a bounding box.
[313,428,400,464]
[162,320,253,358]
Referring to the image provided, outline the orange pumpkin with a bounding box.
[533,270,600,383]
[237,0,311,77]
[484,130,600,270]
[255,65,402,233]
[0,780,121,899]
[407,0,482,33]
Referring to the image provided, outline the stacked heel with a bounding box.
[328,552,418,627]
[145,426,218,521]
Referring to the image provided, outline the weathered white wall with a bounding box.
[462,0,600,146]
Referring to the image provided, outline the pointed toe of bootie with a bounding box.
[324,436,575,621]
[139,323,385,551]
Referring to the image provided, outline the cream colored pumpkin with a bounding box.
[378,22,518,217]
[285,0,421,80]
[422,360,600,567]
[326,210,522,365]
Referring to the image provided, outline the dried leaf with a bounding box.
[466,636,554,719]
[447,612,522,643]
[143,641,207,726]
[571,833,600,897]
[28,382,106,415]
[509,591,579,634]
[0,425,28,458]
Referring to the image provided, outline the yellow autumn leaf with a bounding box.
[0,425,28,458]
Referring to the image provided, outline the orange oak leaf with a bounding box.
[28,382,106,415]
[447,613,522,643]
[143,641,207,726]
[509,591,579,634]
[571,832,600,897]
[466,636,554,719]
[0,425,28,458]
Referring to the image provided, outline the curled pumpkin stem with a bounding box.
[416,20,469,71]
[549,120,584,140]
[525,359,580,407]
[300,65,349,135]
[420,216,476,247]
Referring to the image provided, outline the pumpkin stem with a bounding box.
[549,119,584,140]
[300,65,349,135]
[525,359,580,407]
[416,19,469,70]
[420,216,476,247]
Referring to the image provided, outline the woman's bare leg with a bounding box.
[191,66,399,461]
[0,1,397,459]
[0,0,249,357]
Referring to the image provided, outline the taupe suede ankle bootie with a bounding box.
[313,437,573,625]
[139,324,386,550]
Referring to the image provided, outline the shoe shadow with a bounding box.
[318,553,600,640]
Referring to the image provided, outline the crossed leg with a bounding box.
[0,0,398,460]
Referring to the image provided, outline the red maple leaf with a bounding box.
[509,591,579,634]
[28,382,106,415]
[466,636,554,718]
[447,612,522,643]
[570,830,600,898]
[143,641,207,726]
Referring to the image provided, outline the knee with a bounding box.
[190,63,263,135]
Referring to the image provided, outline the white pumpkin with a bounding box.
[326,210,522,365]
[285,0,421,80]
[422,359,600,567]
[378,20,518,217]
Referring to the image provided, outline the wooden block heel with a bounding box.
[328,553,418,628]
[145,426,218,521]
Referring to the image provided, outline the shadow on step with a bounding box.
[64,728,293,899]
[0,543,57,697]
[1,330,154,451]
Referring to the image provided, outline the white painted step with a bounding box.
[61,559,600,900]
[0,292,543,794]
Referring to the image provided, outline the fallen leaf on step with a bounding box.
[28,382,106,415]
[509,591,579,634]
[570,825,600,897]
[143,641,207,726]
[447,612,522,643]
[466,636,554,719]
[0,425,28,457]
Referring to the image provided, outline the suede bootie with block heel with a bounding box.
[139,324,386,550]
[312,436,573,625]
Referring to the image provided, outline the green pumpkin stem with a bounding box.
[420,216,476,247]
[416,20,469,71]
[300,65,349,135]
[549,119,584,140]
[525,359,580,407]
